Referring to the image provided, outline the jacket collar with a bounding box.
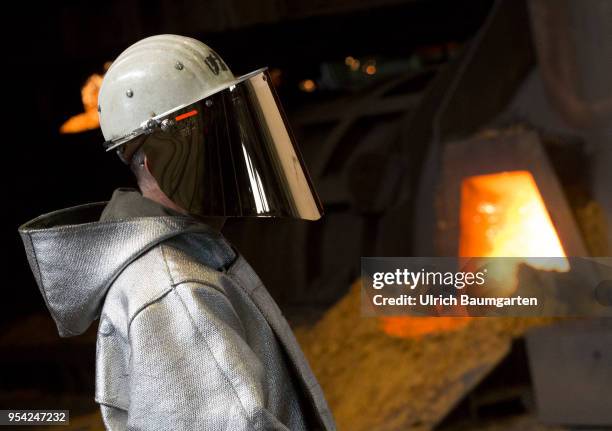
[18,193,233,337]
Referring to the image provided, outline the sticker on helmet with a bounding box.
[205,52,228,76]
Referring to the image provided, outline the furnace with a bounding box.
[436,129,587,258]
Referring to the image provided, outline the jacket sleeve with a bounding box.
[126,282,290,431]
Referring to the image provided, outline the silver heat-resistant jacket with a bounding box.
[18,190,335,430]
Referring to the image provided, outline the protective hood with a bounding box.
[18,202,225,337]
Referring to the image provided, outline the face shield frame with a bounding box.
[102,68,323,221]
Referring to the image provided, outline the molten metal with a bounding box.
[459,170,569,296]
[459,171,568,266]
[381,170,568,338]
[60,73,103,134]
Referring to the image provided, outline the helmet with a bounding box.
[98,35,323,221]
[99,34,235,143]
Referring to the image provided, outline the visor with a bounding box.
[103,68,323,220]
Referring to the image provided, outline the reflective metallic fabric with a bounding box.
[19,201,335,430]
[105,69,323,221]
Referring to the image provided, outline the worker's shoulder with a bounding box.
[102,233,237,322]
[100,243,175,325]
[159,231,237,286]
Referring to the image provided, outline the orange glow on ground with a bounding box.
[380,316,472,338]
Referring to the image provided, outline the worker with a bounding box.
[19,34,335,431]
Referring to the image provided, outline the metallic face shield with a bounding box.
[103,69,323,220]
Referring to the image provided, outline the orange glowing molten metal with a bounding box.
[459,170,569,296]
[459,171,568,265]
[60,73,103,134]
[381,170,568,338]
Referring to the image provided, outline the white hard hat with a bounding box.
[98,34,235,143]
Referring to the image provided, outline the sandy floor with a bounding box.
[295,281,557,431]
